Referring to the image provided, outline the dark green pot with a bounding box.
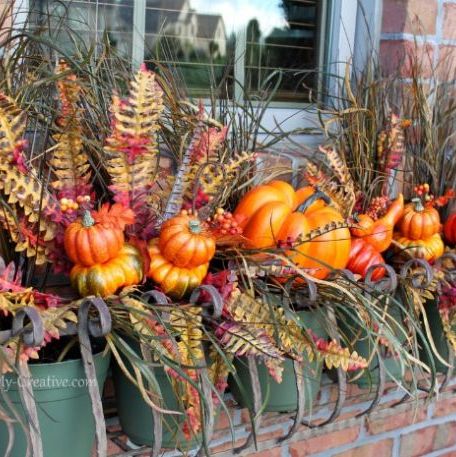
[338,302,406,387]
[229,309,327,413]
[420,299,451,374]
[0,350,111,457]
[112,352,202,450]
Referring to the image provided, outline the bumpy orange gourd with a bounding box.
[350,194,404,252]
[147,240,209,299]
[347,238,385,281]
[393,232,444,262]
[444,213,456,245]
[159,214,215,268]
[64,210,124,266]
[233,180,351,279]
[398,198,440,240]
[70,244,143,297]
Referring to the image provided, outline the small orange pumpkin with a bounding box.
[393,232,444,262]
[64,211,124,266]
[398,198,440,240]
[148,240,209,299]
[233,181,351,279]
[159,214,215,268]
[70,244,143,297]
[443,213,456,245]
[347,238,385,280]
[350,194,404,252]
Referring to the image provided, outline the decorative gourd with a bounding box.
[70,244,143,297]
[393,232,444,262]
[159,213,215,268]
[398,198,440,240]
[233,180,351,279]
[444,213,456,245]
[350,194,404,252]
[64,203,135,266]
[147,240,208,299]
[346,238,385,281]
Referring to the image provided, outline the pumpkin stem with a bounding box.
[82,210,95,227]
[188,219,202,234]
[297,188,331,214]
[412,197,425,212]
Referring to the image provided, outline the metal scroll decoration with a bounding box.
[78,297,112,457]
[140,289,168,457]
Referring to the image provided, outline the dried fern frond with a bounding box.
[49,60,91,199]
[305,146,356,217]
[215,321,283,359]
[105,65,163,211]
[313,339,368,371]
[0,92,27,166]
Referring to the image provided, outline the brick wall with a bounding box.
[103,375,456,456]
[380,0,456,79]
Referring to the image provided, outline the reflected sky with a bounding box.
[192,0,287,36]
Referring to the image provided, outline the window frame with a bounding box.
[16,0,383,140]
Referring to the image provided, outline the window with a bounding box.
[28,0,327,103]
[22,0,381,136]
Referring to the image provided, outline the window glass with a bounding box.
[30,0,323,102]
[31,0,134,58]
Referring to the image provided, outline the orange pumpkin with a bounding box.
[159,214,215,268]
[233,181,351,279]
[70,244,143,297]
[398,198,440,240]
[350,194,404,252]
[443,213,456,245]
[64,210,124,266]
[347,238,385,281]
[393,232,444,262]
[147,240,208,299]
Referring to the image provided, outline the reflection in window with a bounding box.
[30,0,134,59]
[144,0,234,99]
[29,0,323,102]
[245,1,321,102]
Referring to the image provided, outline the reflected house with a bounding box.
[146,0,226,58]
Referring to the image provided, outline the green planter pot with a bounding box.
[0,350,111,457]
[420,299,451,374]
[229,309,327,413]
[338,302,406,387]
[112,350,202,450]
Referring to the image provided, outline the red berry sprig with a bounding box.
[414,183,433,203]
[366,195,390,220]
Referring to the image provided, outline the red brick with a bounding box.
[443,4,456,40]
[257,428,285,443]
[91,440,122,457]
[366,408,427,434]
[247,448,283,457]
[438,46,456,81]
[438,451,456,457]
[288,426,360,456]
[380,40,434,78]
[334,439,394,457]
[400,426,435,457]
[434,396,456,417]
[382,0,437,34]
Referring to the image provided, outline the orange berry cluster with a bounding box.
[60,195,90,213]
[208,208,242,236]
